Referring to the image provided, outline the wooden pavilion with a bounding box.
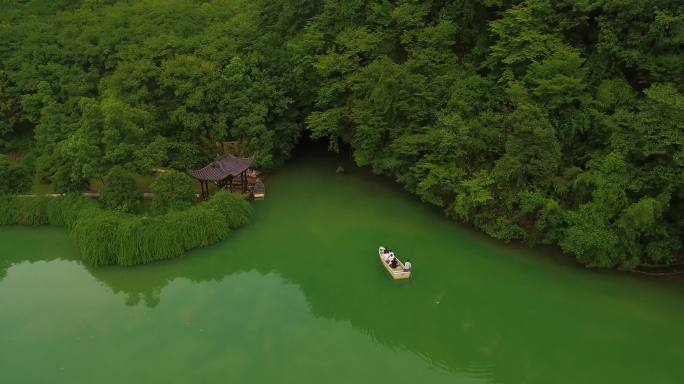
[188,154,254,200]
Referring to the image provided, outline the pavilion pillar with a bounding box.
[199,180,207,200]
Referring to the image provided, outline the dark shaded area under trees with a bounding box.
[0,0,682,269]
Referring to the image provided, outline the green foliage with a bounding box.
[79,192,247,266]
[0,196,18,225]
[150,170,196,214]
[166,142,203,170]
[72,207,127,266]
[204,191,253,229]
[114,205,230,266]
[45,194,97,228]
[0,155,31,195]
[0,192,251,266]
[113,216,182,267]
[0,196,49,226]
[101,166,141,213]
[14,197,49,225]
[0,195,96,227]
[561,204,622,267]
[1,0,301,173]
[452,172,494,221]
[0,72,21,146]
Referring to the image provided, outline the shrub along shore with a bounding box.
[0,191,251,266]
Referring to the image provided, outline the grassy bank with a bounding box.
[0,191,251,266]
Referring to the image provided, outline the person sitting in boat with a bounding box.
[383,248,391,263]
[403,259,412,272]
[385,249,395,262]
[389,255,398,269]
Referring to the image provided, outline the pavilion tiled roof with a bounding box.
[187,155,253,181]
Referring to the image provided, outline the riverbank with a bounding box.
[0,191,251,266]
[318,144,684,279]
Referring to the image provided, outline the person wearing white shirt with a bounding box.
[403,259,412,272]
[382,249,391,263]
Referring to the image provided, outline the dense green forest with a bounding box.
[1,0,682,269]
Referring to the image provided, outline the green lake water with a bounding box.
[1,153,683,383]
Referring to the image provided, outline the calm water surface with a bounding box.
[1,153,683,383]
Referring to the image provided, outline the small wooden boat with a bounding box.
[378,246,411,280]
[253,179,265,200]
